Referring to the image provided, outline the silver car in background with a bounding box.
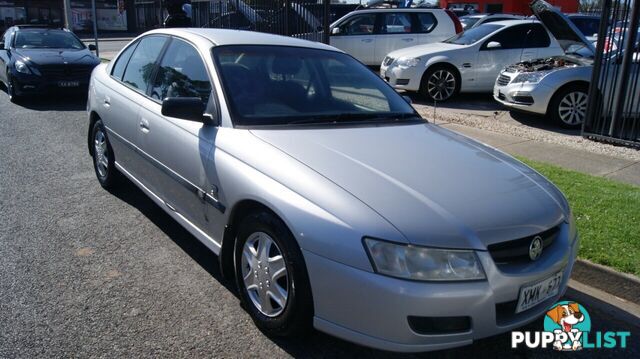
[87,28,578,352]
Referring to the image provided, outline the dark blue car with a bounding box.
[0,25,100,102]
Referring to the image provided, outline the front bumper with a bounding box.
[11,70,90,96]
[493,73,555,115]
[380,63,423,92]
[304,225,579,353]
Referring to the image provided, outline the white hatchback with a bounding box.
[329,8,462,66]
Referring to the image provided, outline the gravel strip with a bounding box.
[416,107,640,162]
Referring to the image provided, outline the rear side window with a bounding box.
[380,13,412,34]
[150,38,211,103]
[415,13,437,33]
[111,41,138,80]
[121,36,167,93]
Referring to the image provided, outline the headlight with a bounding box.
[363,238,486,281]
[511,71,551,84]
[15,60,32,74]
[396,57,420,68]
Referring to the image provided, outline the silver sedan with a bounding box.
[87,28,578,352]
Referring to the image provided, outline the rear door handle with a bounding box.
[361,38,373,43]
[401,38,414,42]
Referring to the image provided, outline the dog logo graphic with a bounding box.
[544,301,591,351]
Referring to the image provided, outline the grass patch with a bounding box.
[519,157,640,276]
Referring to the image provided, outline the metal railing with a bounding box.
[190,0,360,44]
[584,0,640,147]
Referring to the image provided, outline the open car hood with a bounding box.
[531,0,596,55]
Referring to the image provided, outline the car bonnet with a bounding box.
[531,0,596,55]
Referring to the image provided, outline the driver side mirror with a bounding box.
[486,41,502,49]
[161,97,209,123]
[331,27,341,35]
[88,44,96,51]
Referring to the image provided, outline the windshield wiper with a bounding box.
[286,112,422,125]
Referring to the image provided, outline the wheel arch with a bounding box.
[546,80,590,115]
[87,111,101,156]
[219,199,284,282]
[421,61,461,84]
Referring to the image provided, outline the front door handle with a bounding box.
[401,38,414,42]
[103,96,110,108]
[139,118,150,133]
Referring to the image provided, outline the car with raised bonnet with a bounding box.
[329,8,462,66]
[380,19,564,102]
[87,28,578,353]
[493,0,639,128]
[0,25,100,102]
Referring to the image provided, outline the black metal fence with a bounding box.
[584,0,640,147]
[190,0,360,44]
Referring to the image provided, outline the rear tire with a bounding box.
[420,65,460,102]
[234,211,313,337]
[91,119,119,189]
[549,85,588,129]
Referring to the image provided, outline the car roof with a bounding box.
[350,8,444,13]
[143,28,340,52]
[488,19,540,26]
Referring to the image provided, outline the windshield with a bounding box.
[459,16,481,29]
[212,45,418,127]
[444,24,503,45]
[14,29,85,49]
[569,17,600,38]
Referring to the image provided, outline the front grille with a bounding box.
[488,225,560,265]
[382,56,394,67]
[39,65,94,80]
[496,74,511,86]
[498,92,506,100]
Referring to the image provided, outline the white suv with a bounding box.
[329,8,462,65]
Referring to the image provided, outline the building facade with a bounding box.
[442,0,579,15]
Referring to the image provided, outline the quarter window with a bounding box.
[339,14,376,35]
[150,38,212,103]
[111,41,138,80]
[121,36,167,93]
[380,13,412,34]
[416,13,437,33]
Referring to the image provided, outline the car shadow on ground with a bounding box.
[103,176,549,358]
[0,84,88,111]
[509,110,582,136]
[106,176,239,299]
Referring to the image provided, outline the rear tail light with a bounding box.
[445,9,463,34]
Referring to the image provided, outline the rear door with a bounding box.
[330,13,377,65]
[137,37,219,231]
[474,24,546,91]
[101,35,168,177]
[374,12,417,64]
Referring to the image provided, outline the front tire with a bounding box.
[234,211,313,337]
[420,65,460,102]
[91,119,119,189]
[549,85,588,128]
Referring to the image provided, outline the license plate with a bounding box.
[58,81,79,87]
[515,271,562,313]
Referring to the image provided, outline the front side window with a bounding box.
[14,29,84,49]
[151,38,211,103]
[484,24,550,49]
[444,24,503,45]
[380,13,412,34]
[213,45,417,127]
[121,36,167,93]
[339,14,376,35]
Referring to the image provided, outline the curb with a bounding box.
[571,259,640,305]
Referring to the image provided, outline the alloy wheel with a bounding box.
[427,69,456,101]
[241,232,289,317]
[94,128,109,178]
[558,91,587,126]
